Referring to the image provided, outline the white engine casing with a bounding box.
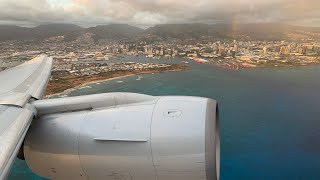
[24,93,219,180]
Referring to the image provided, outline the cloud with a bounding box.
[67,0,320,26]
[0,0,319,27]
[0,0,77,27]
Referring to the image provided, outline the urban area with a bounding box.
[1,36,319,72]
[0,37,320,94]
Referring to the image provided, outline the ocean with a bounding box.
[8,56,320,180]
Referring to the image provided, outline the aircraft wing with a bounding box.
[0,56,52,179]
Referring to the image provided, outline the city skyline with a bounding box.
[0,0,319,28]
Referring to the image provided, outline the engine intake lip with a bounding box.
[205,99,220,180]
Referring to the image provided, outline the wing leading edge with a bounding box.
[0,56,52,179]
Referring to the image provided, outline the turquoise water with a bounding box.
[8,57,320,179]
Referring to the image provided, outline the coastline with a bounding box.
[45,66,189,98]
[206,60,320,70]
[45,74,135,98]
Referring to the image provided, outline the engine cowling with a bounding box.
[24,93,219,180]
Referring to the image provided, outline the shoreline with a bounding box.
[45,67,188,98]
[45,74,135,98]
[206,61,320,70]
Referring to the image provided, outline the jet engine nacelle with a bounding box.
[24,93,219,180]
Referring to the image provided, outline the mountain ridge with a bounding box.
[0,23,319,42]
[0,23,83,41]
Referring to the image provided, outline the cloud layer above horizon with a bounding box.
[0,0,319,27]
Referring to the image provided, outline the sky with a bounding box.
[0,0,319,27]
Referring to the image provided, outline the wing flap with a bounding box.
[0,93,31,107]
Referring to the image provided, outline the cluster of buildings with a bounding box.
[126,40,320,68]
[53,61,173,77]
[0,37,319,72]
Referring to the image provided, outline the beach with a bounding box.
[45,65,189,98]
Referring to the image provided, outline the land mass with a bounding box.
[45,64,189,96]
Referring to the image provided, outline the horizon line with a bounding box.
[1,22,320,29]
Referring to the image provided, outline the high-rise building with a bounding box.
[280,46,290,55]
[298,46,307,55]
[263,47,268,55]
[231,50,236,58]
[160,49,164,56]
[147,48,153,56]
[233,44,238,52]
